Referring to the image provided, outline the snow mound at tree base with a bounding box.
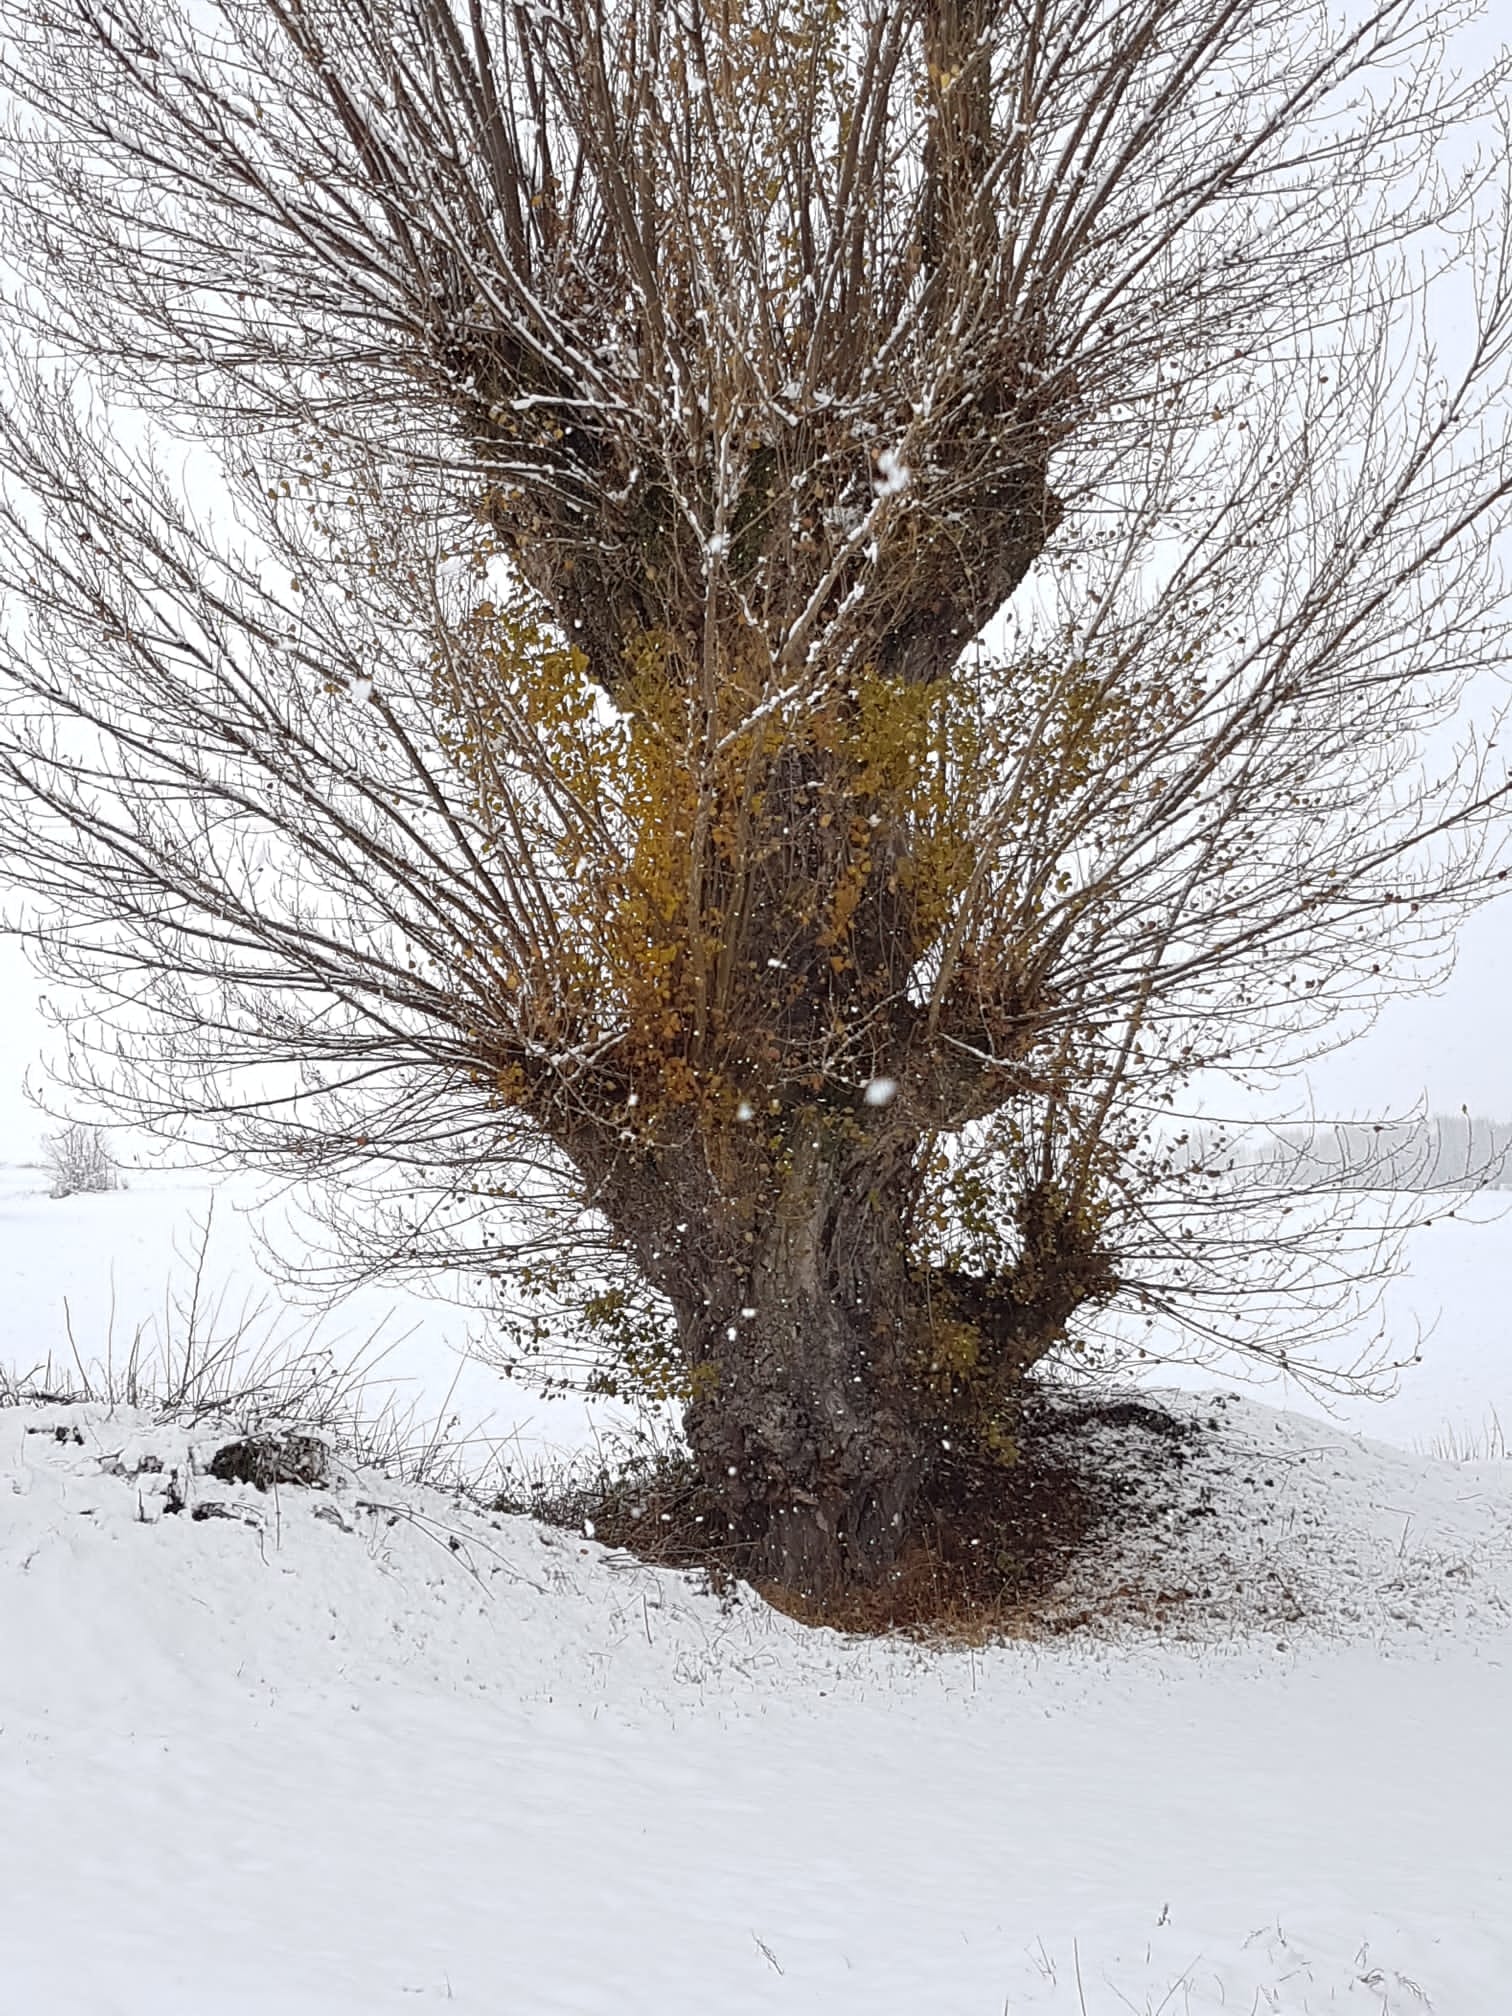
[2,1392,1509,2013]
[1036,1387,1512,1642]
[6,1389,1509,1683]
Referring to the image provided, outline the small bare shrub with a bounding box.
[44,1124,120,1199]
[3,1201,517,1499]
[1427,1410,1509,1464]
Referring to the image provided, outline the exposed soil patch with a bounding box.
[504,1384,1205,1639]
[206,1432,331,1491]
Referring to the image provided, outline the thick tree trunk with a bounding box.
[568,1101,1115,1606]
[671,1120,934,1602]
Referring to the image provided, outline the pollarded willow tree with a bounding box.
[1,0,1511,1596]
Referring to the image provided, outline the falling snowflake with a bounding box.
[873,448,910,497]
[863,1077,898,1107]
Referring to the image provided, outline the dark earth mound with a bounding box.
[504,1385,1207,1638]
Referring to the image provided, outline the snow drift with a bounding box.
[3,1389,1510,2012]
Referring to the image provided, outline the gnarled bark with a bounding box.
[673,1120,928,1597]
[569,1097,1111,1599]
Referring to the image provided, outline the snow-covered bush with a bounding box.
[44,1123,120,1199]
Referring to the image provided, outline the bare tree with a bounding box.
[43,1123,121,1199]
[0,0,1510,1598]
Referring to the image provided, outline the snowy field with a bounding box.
[2,1159,1511,2013]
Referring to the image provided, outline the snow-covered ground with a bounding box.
[2,1160,1511,2013]
[2,1392,1508,2014]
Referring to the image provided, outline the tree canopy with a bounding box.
[2,0,1510,1598]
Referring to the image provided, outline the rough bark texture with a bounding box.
[566,1067,1126,1598]
[566,1110,927,1596]
[675,1123,929,1598]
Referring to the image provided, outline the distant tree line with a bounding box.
[1233,1114,1512,1194]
